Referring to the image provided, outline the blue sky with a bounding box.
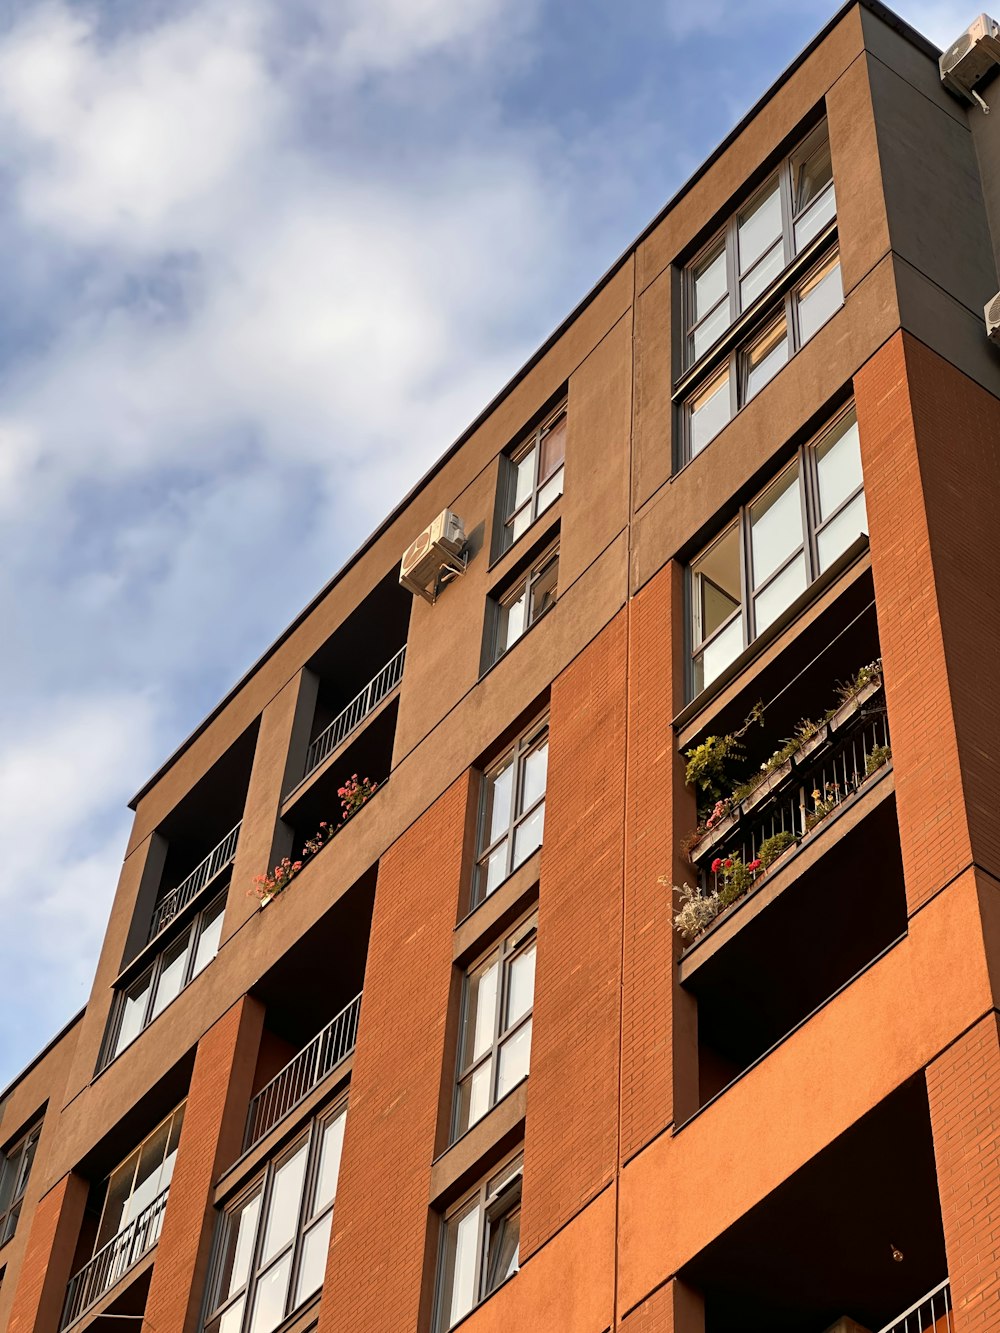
[0,0,968,1089]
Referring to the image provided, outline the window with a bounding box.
[496,402,566,555]
[436,1154,522,1331]
[102,888,227,1068]
[689,406,867,697]
[205,1103,346,1333]
[684,245,843,458]
[454,915,536,1140]
[683,122,835,369]
[486,545,558,666]
[474,719,548,905]
[97,1105,185,1254]
[0,1119,42,1246]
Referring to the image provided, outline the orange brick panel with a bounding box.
[927,1012,1000,1333]
[6,1173,88,1333]
[521,612,627,1259]
[144,996,264,1333]
[854,334,972,913]
[621,1278,704,1333]
[319,774,469,1333]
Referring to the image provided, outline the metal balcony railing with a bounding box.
[877,1280,952,1333]
[244,992,362,1151]
[690,682,890,894]
[61,1187,169,1329]
[148,822,242,943]
[302,646,406,782]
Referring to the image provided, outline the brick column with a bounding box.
[221,668,317,943]
[520,611,627,1258]
[621,562,699,1163]
[142,996,264,1333]
[620,1278,705,1332]
[6,1173,88,1333]
[319,775,469,1333]
[926,1013,1000,1332]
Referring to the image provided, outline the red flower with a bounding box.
[711,858,722,874]
[724,858,733,869]
[748,859,762,872]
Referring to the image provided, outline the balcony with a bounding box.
[879,1281,952,1333]
[147,821,240,943]
[61,1188,169,1329]
[244,992,362,1151]
[302,646,405,784]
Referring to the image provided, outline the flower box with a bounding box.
[828,677,883,736]
[793,722,830,765]
[738,757,795,814]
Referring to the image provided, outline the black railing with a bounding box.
[877,1280,952,1333]
[244,992,362,1151]
[61,1188,169,1328]
[690,682,889,893]
[302,647,405,782]
[148,822,241,943]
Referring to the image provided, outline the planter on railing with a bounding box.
[244,992,362,1151]
[302,646,406,783]
[877,1279,952,1333]
[148,822,241,943]
[61,1188,169,1329]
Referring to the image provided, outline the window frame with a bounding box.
[452,913,537,1142]
[94,1102,186,1258]
[687,403,866,699]
[0,1118,42,1247]
[485,543,559,667]
[203,1100,347,1333]
[682,243,844,463]
[101,886,228,1069]
[473,717,549,907]
[495,401,567,558]
[682,120,835,371]
[434,1151,523,1332]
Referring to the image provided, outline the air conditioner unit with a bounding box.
[399,509,467,603]
[940,13,1000,103]
[985,290,1000,341]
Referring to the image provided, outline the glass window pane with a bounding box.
[484,1202,520,1295]
[815,413,862,519]
[462,962,499,1068]
[127,1119,172,1221]
[442,1204,480,1328]
[218,1191,262,1302]
[479,840,508,899]
[538,416,566,484]
[114,971,153,1059]
[455,1062,493,1136]
[295,1211,332,1306]
[692,522,740,645]
[796,253,842,344]
[817,492,869,572]
[248,1253,291,1333]
[519,741,548,814]
[313,1111,346,1216]
[510,507,531,543]
[511,449,534,515]
[750,463,802,587]
[260,1144,307,1264]
[505,944,535,1029]
[495,589,527,656]
[754,552,808,633]
[692,244,727,321]
[694,613,744,695]
[691,299,729,362]
[497,1020,532,1100]
[742,316,788,402]
[535,467,563,516]
[98,1150,140,1247]
[483,759,513,848]
[192,895,225,978]
[513,804,544,867]
[688,365,730,456]
[529,556,558,624]
[738,183,781,273]
[794,138,833,214]
[150,932,192,1021]
[795,185,836,250]
[206,1296,245,1333]
[740,239,784,308]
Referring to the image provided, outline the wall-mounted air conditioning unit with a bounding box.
[399,509,467,604]
[985,290,1000,341]
[940,13,1000,107]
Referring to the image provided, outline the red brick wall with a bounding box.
[319,774,469,1333]
[620,563,698,1161]
[144,996,264,1333]
[926,1012,1000,1332]
[6,1173,88,1333]
[854,334,973,913]
[620,1278,704,1332]
[521,612,627,1258]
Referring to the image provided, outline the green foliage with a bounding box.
[836,658,883,706]
[864,743,892,777]
[757,830,796,867]
[684,703,763,803]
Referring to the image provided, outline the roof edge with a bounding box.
[0,1008,85,1112]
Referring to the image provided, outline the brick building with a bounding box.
[2,2,1000,1330]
